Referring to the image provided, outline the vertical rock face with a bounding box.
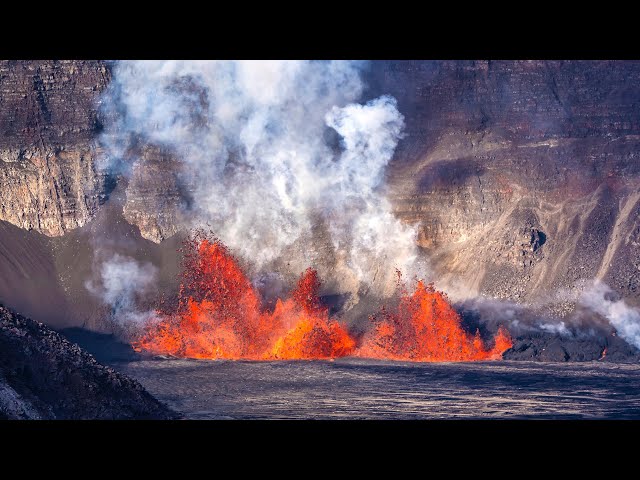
[122,145,187,243]
[1,60,640,321]
[0,60,112,236]
[0,61,186,243]
[0,147,111,235]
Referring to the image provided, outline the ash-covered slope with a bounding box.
[0,304,175,419]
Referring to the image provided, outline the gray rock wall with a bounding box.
[1,60,639,319]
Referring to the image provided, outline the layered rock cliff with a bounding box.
[122,145,186,242]
[367,61,640,312]
[1,60,639,329]
[0,60,112,235]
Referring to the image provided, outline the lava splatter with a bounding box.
[134,232,511,362]
[355,276,513,361]
[134,232,354,360]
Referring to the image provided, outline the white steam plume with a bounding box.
[85,254,158,325]
[579,281,640,349]
[539,321,571,336]
[99,60,421,295]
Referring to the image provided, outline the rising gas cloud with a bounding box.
[580,281,640,349]
[85,253,158,328]
[96,60,423,303]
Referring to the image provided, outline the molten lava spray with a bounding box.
[134,232,512,362]
[134,232,355,359]
[356,277,513,361]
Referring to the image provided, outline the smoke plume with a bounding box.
[85,254,158,326]
[579,281,640,349]
[98,60,422,297]
[539,321,571,336]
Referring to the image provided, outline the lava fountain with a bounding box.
[134,231,512,361]
[356,274,512,361]
[133,231,355,360]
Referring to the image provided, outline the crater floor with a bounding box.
[117,359,640,419]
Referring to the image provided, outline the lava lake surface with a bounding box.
[116,359,640,419]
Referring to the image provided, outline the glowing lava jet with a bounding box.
[134,233,355,360]
[134,232,512,362]
[356,277,512,362]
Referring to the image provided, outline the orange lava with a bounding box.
[134,231,512,362]
[355,279,513,362]
[133,233,354,360]
[599,347,607,361]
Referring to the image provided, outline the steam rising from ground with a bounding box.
[455,281,640,349]
[85,254,157,326]
[98,61,421,296]
[457,296,570,336]
[580,281,640,349]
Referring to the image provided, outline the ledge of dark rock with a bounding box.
[0,304,176,419]
[503,331,640,363]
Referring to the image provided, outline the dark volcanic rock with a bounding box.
[538,340,570,362]
[0,304,176,419]
[0,60,110,149]
[504,331,640,363]
[59,327,141,364]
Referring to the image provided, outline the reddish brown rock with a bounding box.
[0,60,112,236]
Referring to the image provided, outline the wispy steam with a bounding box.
[98,60,421,296]
[539,321,571,336]
[85,254,158,325]
[580,281,640,349]
[458,296,577,337]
